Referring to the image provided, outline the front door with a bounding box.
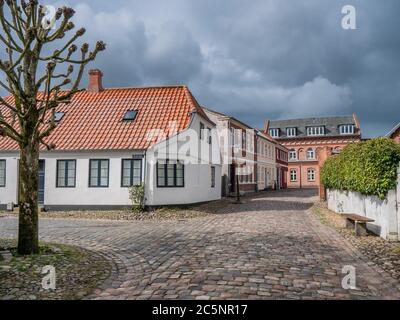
[229,164,236,193]
[276,168,280,189]
[38,160,45,206]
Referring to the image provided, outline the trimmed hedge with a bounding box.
[321,138,400,200]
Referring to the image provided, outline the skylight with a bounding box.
[54,112,65,122]
[123,110,137,121]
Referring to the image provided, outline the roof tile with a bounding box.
[0,86,208,151]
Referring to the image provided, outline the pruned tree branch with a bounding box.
[0,0,106,149]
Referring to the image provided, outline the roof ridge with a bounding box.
[203,106,253,129]
[270,115,354,122]
[182,87,215,125]
[1,85,189,100]
[97,85,187,91]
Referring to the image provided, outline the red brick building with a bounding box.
[386,122,400,143]
[275,143,288,189]
[265,115,361,189]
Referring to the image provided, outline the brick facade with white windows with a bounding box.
[265,115,361,189]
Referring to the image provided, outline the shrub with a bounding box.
[321,138,400,200]
[129,184,146,212]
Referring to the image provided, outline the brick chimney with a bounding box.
[87,69,104,93]
[264,119,270,134]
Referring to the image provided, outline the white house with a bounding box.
[203,108,279,196]
[0,70,221,210]
[255,130,277,191]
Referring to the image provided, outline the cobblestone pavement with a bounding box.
[1,189,399,300]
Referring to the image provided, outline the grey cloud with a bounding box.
[1,0,400,138]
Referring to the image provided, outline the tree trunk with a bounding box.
[17,140,40,255]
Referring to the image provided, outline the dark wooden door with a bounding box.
[229,164,236,193]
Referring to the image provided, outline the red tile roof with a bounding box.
[0,85,210,151]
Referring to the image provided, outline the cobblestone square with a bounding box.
[1,189,399,300]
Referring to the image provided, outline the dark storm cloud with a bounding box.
[1,0,399,137]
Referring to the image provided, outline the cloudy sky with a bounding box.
[2,1,400,137]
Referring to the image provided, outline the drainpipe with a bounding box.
[299,164,302,189]
[143,150,147,208]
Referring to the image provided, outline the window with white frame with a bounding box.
[0,160,5,187]
[290,169,297,182]
[269,128,280,138]
[307,168,316,181]
[339,124,355,135]
[289,150,297,160]
[286,127,297,137]
[306,148,316,160]
[211,166,216,188]
[306,126,325,136]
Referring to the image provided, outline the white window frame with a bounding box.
[269,128,280,138]
[307,169,316,182]
[289,150,297,160]
[339,124,355,135]
[290,169,297,182]
[306,148,316,160]
[286,127,297,137]
[306,126,325,136]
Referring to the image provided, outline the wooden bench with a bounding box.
[341,214,375,236]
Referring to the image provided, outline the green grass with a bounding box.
[311,204,329,226]
[391,247,400,255]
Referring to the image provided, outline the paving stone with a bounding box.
[1,189,399,300]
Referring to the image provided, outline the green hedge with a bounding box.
[321,138,400,200]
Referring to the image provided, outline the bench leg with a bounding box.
[355,222,368,236]
[345,219,354,229]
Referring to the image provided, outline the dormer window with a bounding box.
[123,110,137,121]
[307,126,325,136]
[269,128,280,138]
[54,112,65,123]
[286,127,297,137]
[339,124,355,135]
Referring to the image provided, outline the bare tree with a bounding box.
[0,0,105,254]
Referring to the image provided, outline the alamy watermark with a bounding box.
[342,5,357,30]
[41,5,57,30]
[342,265,357,290]
[147,122,260,177]
[41,265,56,290]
